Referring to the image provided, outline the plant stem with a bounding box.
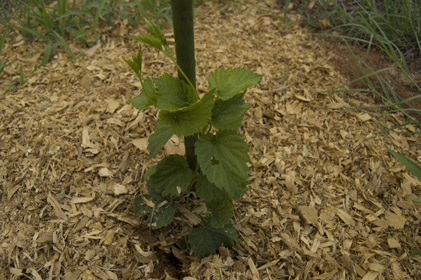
[171,0,197,169]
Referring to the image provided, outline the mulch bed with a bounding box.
[1,1,420,279]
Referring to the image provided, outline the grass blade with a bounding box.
[386,147,421,181]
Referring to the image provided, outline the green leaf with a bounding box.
[132,35,163,50]
[207,199,234,228]
[149,155,193,196]
[155,73,199,111]
[386,147,421,181]
[196,173,231,203]
[159,90,214,136]
[195,130,249,199]
[208,67,262,100]
[144,17,168,47]
[129,76,156,111]
[153,201,179,228]
[134,195,151,218]
[188,223,238,258]
[211,92,250,131]
[134,182,179,229]
[123,46,143,78]
[412,198,421,203]
[148,119,172,158]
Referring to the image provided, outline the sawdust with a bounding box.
[1,1,420,279]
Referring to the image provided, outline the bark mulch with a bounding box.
[1,1,420,279]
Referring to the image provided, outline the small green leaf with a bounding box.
[412,198,421,203]
[134,195,151,218]
[134,183,178,229]
[386,147,421,181]
[129,76,156,111]
[159,90,214,136]
[208,68,262,100]
[212,92,250,131]
[123,46,143,78]
[148,119,172,158]
[144,17,168,47]
[207,199,234,228]
[155,73,199,111]
[195,130,249,199]
[188,223,238,258]
[132,35,163,50]
[153,201,179,229]
[149,155,193,196]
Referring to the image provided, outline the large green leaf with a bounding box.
[148,119,172,158]
[207,199,234,228]
[155,73,199,111]
[386,147,421,181]
[149,155,193,196]
[188,223,238,258]
[196,173,231,203]
[159,90,214,136]
[196,173,233,228]
[195,130,249,199]
[208,67,262,100]
[211,92,250,131]
[129,76,156,111]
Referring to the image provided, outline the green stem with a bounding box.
[171,0,197,169]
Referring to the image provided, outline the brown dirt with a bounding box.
[1,1,421,279]
[322,37,421,117]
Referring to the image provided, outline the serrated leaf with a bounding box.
[159,90,214,136]
[128,77,156,110]
[123,46,142,77]
[387,147,421,181]
[207,199,234,228]
[153,201,178,229]
[149,155,193,196]
[188,224,238,258]
[148,119,172,158]
[212,92,250,131]
[144,165,157,182]
[134,195,152,218]
[132,35,163,50]
[208,67,262,100]
[195,130,249,199]
[196,173,231,202]
[129,92,149,111]
[155,73,199,111]
[144,17,168,47]
[134,183,178,229]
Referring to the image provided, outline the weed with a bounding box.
[386,147,421,255]
[0,29,15,74]
[125,17,261,258]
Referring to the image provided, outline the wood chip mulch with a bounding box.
[1,1,420,279]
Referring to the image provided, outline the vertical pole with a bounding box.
[171,0,198,169]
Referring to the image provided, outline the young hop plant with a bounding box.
[124,19,261,258]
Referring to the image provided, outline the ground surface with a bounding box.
[1,1,421,279]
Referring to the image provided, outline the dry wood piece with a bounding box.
[0,0,420,279]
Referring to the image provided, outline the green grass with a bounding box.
[282,0,421,133]
[0,0,173,67]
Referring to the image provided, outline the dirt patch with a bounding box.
[323,37,421,116]
[1,1,420,279]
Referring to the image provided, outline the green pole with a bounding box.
[171,0,197,169]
